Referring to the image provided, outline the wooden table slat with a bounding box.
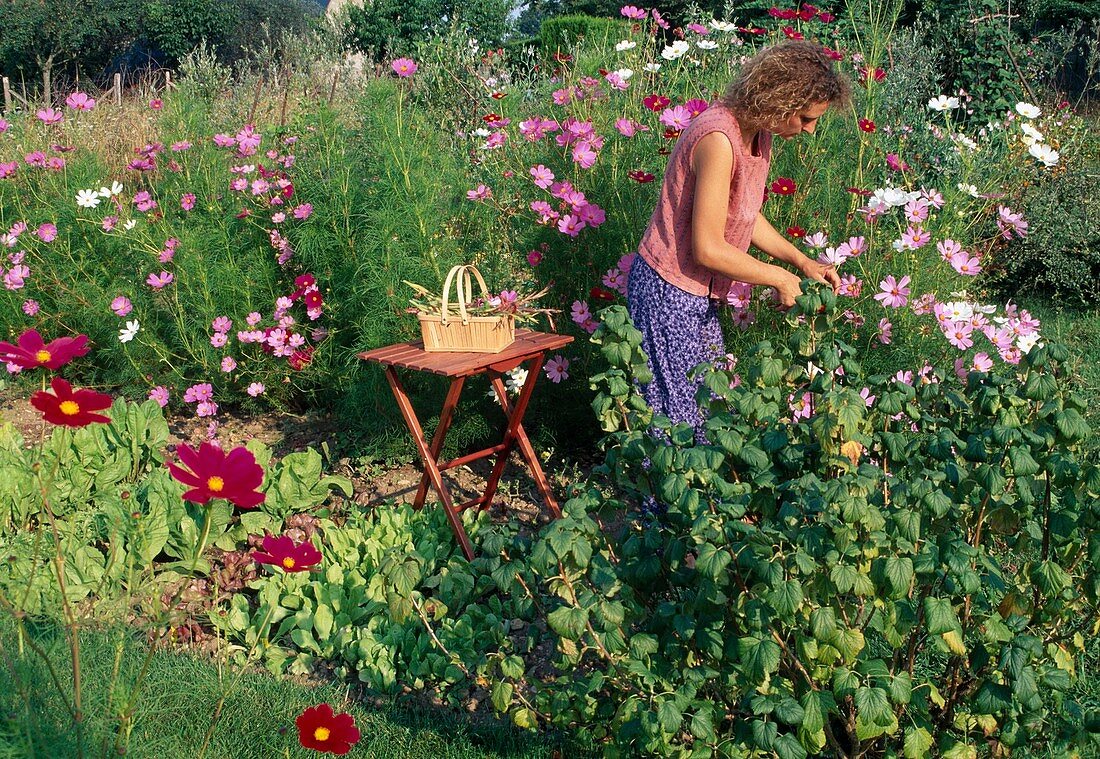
[359,329,573,377]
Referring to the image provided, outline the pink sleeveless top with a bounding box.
[637,104,772,298]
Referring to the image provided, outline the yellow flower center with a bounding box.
[206,476,225,493]
[313,727,330,741]
[59,400,80,416]
[35,349,51,363]
[282,557,296,569]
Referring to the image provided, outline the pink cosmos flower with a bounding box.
[651,8,669,28]
[25,151,47,167]
[803,232,828,249]
[65,92,96,111]
[874,275,910,308]
[36,223,57,242]
[602,267,626,295]
[886,153,909,171]
[726,281,752,309]
[392,58,418,77]
[272,212,286,224]
[171,141,192,151]
[133,191,157,212]
[247,382,265,397]
[292,203,313,220]
[860,388,876,407]
[146,271,174,289]
[950,252,982,276]
[972,353,993,372]
[557,214,586,237]
[530,165,555,189]
[149,386,169,407]
[181,193,196,211]
[895,370,914,386]
[937,239,962,261]
[4,264,30,290]
[659,105,693,130]
[47,157,66,171]
[571,142,597,169]
[615,118,638,137]
[878,318,893,344]
[903,198,930,223]
[945,322,974,350]
[111,296,133,316]
[212,316,232,333]
[790,392,813,421]
[22,299,39,316]
[996,205,1028,240]
[485,131,507,149]
[466,185,492,201]
[0,119,7,134]
[526,249,542,266]
[530,200,558,224]
[731,309,756,331]
[621,4,647,18]
[0,162,17,179]
[246,312,262,326]
[545,355,570,383]
[149,99,163,110]
[571,300,592,324]
[196,400,218,417]
[183,383,213,403]
[36,108,63,125]
[210,332,228,348]
[221,356,237,372]
[899,226,931,249]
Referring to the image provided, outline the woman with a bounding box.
[628,40,849,443]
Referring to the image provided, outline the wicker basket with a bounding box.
[417,265,516,353]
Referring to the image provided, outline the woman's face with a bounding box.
[772,101,830,139]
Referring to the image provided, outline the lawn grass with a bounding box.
[0,617,587,758]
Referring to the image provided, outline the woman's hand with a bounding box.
[773,269,804,309]
[798,258,842,291]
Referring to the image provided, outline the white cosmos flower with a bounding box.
[643,62,662,72]
[869,186,919,210]
[472,127,491,138]
[118,320,140,343]
[696,40,719,50]
[956,182,981,198]
[614,68,634,80]
[122,219,137,231]
[709,20,737,32]
[76,189,102,208]
[928,95,960,111]
[98,181,124,198]
[1020,122,1044,145]
[1028,142,1059,167]
[1017,332,1042,353]
[941,302,974,321]
[1015,102,1041,119]
[952,133,978,152]
[661,41,690,60]
[615,40,637,51]
[818,247,850,266]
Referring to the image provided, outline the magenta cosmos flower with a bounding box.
[167,442,265,509]
[253,534,322,572]
[0,329,90,370]
[65,92,96,111]
[391,58,418,77]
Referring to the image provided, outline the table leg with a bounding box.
[482,353,547,514]
[384,367,475,561]
[489,373,563,519]
[413,375,466,510]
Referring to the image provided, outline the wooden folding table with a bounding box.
[359,329,573,560]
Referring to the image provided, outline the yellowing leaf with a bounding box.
[942,630,967,655]
[841,440,863,466]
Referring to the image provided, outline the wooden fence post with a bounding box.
[2,77,10,115]
[114,73,122,105]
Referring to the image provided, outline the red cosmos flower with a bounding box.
[682,98,710,117]
[787,225,806,238]
[768,7,798,19]
[289,346,314,371]
[30,377,112,427]
[253,534,322,573]
[770,177,797,195]
[551,52,573,63]
[0,329,90,370]
[490,91,507,99]
[304,290,324,309]
[167,442,265,509]
[590,286,617,302]
[482,113,502,124]
[858,118,877,133]
[822,46,844,61]
[643,94,671,112]
[296,704,360,755]
[628,170,655,183]
[846,186,873,197]
[798,6,816,21]
[662,128,682,140]
[782,26,804,39]
[657,147,671,155]
[818,11,835,21]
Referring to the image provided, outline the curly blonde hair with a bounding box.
[721,40,851,126]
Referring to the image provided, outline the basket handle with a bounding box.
[441,265,494,326]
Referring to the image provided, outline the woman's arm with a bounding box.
[752,212,841,289]
[690,132,804,306]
